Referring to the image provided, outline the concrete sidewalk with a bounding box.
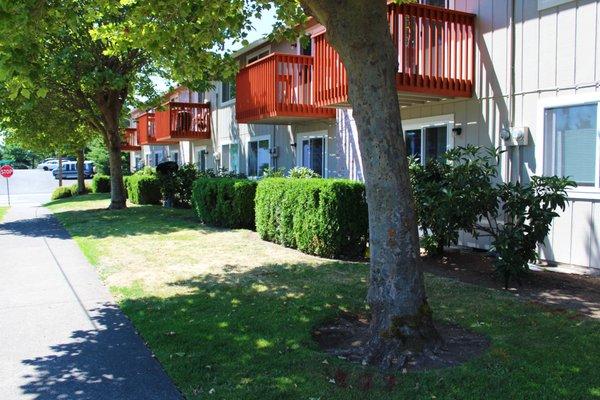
[0,206,183,399]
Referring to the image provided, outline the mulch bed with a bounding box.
[421,249,600,319]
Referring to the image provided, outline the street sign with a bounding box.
[0,165,14,178]
[1,165,13,206]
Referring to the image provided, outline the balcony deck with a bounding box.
[137,112,157,146]
[236,54,336,124]
[121,127,141,152]
[313,3,476,108]
[155,102,211,142]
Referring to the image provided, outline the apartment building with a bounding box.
[123,0,600,272]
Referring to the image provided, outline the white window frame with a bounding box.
[220,81,236,106]
[247,134,271,178]
[220,140,240,173]
[402,114,455,165]
[538,93,600,199]
[246,46,271,65]
[296,131,328,177]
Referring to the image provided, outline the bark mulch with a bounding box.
[422,249,600,319]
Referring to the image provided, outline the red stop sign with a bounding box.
[0,165,14,178]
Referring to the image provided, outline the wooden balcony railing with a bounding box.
[236,53,336,124]
[137,112,156,145]
[121,127,141,151]
[155,102,211,141]
[314,3,475,107]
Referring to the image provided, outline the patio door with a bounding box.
[297,132,327,177]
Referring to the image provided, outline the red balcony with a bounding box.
[155,102,211,141]
[121,127,141,151]
[137,112,157,145]
[314,3,475,107]
[236,53,336,124]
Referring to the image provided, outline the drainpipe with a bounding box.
[215,91,220,172]
[506,0,518,183]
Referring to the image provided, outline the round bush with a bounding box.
[51,186,73,200]
[91,174,111,193]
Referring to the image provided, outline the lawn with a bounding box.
[0,206,8,222]
[48,194,600,400]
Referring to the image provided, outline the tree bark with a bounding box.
[76,148,86,194]
[96,90,127,210]
[57,153,63,187]
[301,0,439,368]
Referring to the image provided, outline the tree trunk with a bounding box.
[76,149,86,194]
[57,153,63,187]
[96,90,127,210]
[106,128,127,209]
[302,0,439,368]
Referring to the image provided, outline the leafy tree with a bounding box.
[0,0,160,208]
[0,82,94,190]
[123,0,435,368]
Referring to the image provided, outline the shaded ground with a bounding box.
[45,194,600,399]
[422,250,600,319]
[312,313,490,372]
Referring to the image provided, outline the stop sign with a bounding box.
[0,165,14,178]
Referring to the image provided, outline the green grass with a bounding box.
[0,206,7,222]
[47,194,600,400]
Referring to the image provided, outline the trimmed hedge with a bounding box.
[192,178,257,229]
[255,178,368,258]
[126,174,162,205]
[51,186,73,200]
[91,174,111,193]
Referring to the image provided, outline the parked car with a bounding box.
[52,161,95,179]
[38,158,61,171]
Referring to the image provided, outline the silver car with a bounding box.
[52,161,95,179]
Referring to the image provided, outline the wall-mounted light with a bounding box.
[290,142,297,148]
[452,127,462,136]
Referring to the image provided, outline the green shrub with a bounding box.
[255,178,368,259]
[91,174,111,193]
[476,176,575,288]
[288,166,321,178]
[68,183,91,196]
[409,145,499,255]
[174,164,199,208]
[51,186,73,200]
[126,173,162,205]
[192,178,257,229]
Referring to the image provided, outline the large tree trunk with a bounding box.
[302,0,439,368]
[97,90,127,210]
[76,148,86,194]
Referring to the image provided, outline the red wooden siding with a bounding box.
[314,3,476,107]
[121,127,141,151]
[155,102,211,141]
[136,112,156,146]
[236,53,336,124]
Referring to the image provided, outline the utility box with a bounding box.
[503,126,530,146]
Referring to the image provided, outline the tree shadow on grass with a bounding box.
[114,262,600,399]
[19,303,182,400]
[4,204,220,240]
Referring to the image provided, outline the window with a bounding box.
[221,81,236,104]
[299,136,326,177]
[154,153,159,166]
[171,151,179,164]
[419,0,448,7]
[197,149,207,172]
[248,138,270,177]
[404,126,448,164]
[299,36,312,56]
[246,48,270,64]
[222,143,240,173]
[544,103,599,186]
